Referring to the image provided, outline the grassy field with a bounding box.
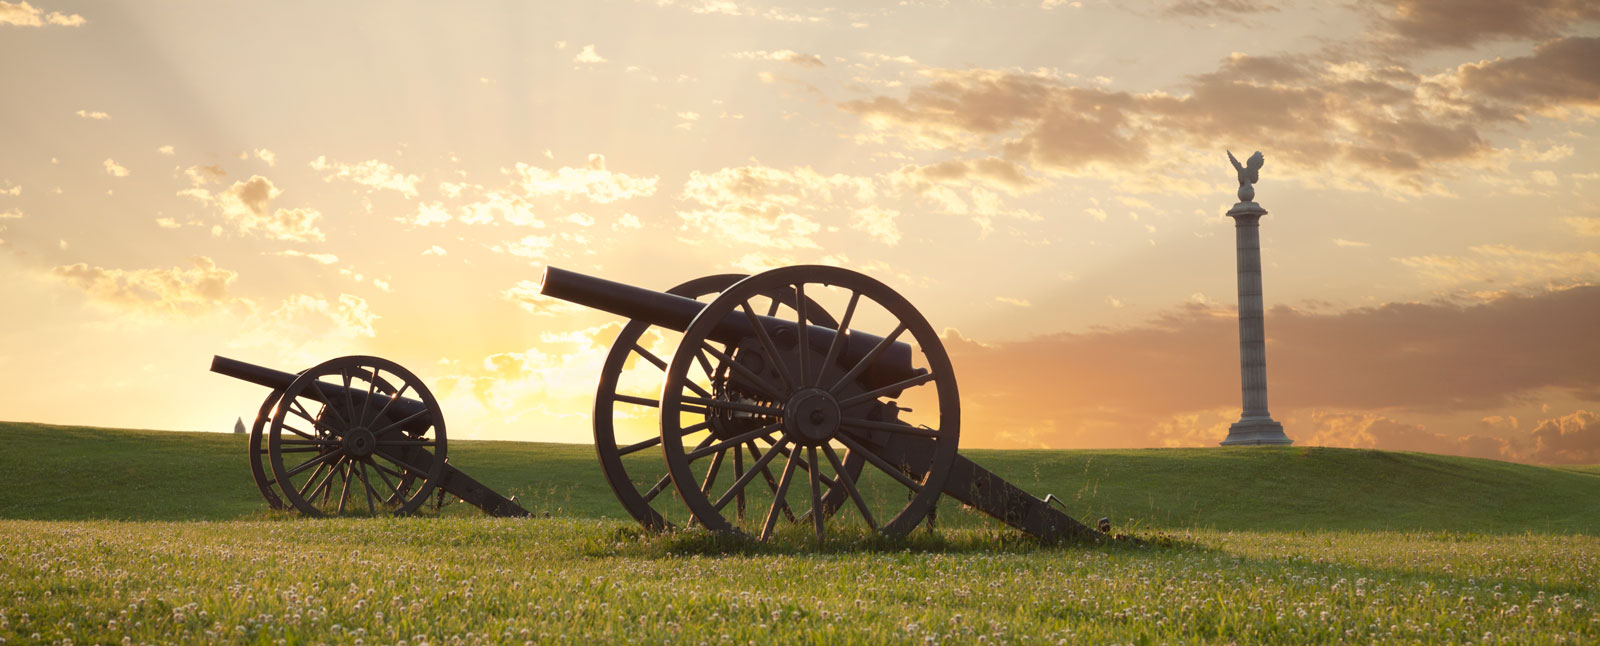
[2,421,1598,644]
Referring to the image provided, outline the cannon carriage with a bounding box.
[213,264,1098,542]
[543,264,1099,542]
[213,355,528,518]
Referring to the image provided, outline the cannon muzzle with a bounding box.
[538,267,916,389]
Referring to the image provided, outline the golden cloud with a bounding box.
[0,1,84,27]
[309,156,419,198]
[50,257,241,315]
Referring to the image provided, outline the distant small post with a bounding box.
[1221,151,1291,446]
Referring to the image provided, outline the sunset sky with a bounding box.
[2,0,1596,463]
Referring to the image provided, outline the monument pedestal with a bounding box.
[1222,417,1291,446]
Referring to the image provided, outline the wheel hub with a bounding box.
[784,388,841,445]
[343,427,376,457]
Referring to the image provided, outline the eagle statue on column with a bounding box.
[1228,150,1265,203]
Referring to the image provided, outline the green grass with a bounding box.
[2,421,1598,644]
[3,421,1597,533]
[2,519,1595,645]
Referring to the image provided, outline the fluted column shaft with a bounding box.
[1221,201,1290,445]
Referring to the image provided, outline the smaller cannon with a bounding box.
[542,265,1099,542]
[213,355,528,518]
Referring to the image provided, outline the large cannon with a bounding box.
[212,355,528,518]
[543,265,1099,542]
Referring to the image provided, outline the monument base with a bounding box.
[1221,417,1292,446]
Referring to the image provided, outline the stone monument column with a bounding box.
[1221,151,1291,446]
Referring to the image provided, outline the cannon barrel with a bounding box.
[539,267,916,389]
[210,355,430,423]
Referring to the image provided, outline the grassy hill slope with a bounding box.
[2,421,1596,533]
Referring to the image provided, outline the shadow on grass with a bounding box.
[582,523,1204,558]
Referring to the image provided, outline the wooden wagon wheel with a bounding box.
[267,355,445,517]
[594,273,863,530]
[659,266,960,541]
[247,386,291,510]
[249,369,417,511]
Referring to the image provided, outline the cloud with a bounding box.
[309,156,419,198]
[840,43,1599,195]
[183,164,226,185]
[0,1,85,27]
[501,280,588,317]
[50,257,241,315]
[256,293,378,339]
[732,49,825,67]
[1526,410,1600,464]
[514,154,658,204]
[944,286,1600,450]
[573,44,606,64]
[1456,36,1600,114]
[254,148,277,166]
[157,145,175,156]
[75,109,109,120]
[1566,217,1600,237]
[1333,238,1371,247]
[1395,244,1600,290]
[1,208,21,219]
[103,158,129,178]
[850,206,901,245]
[270,249,339,265]
[1162,0,1276,18]
[1371,0,1600,52]
[421,245,447,256]
[677,164,875,249]
[182,174,327,242]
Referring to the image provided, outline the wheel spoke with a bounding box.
[306,457,344,504]
[815,291,861,387]
[699,343,784,401]
[699,449,726,496]
[711,437,789,512]
[355,462,379,514]
[288,401,334,435]
[640,473,673,503]
[358,367,381,427]
[838,370,938,409]
[733,445,747,521]
[794,283,810,387]
[748,442,798,523]
[759,449,801,541]
[340,369,358,432]
[366,382,414,431]
[278,421,319,441]
[686,422,782,462]
[840,418,940,438]
[310,382,353,430]
[807,445,824,540]
[835,433,924,492]
[829,322,908,396]
[741,300,796,393]
[823,444,877,532]
[632,343,669,370]
[280,438,339,446]
[336,461,354,514]
[375,439,437,447]
[680,395,782,417]
[366,457,402,495]
[295,462,329,497]
[614,394,659,408]
[370,408,429,438]
[372,448,430,479]
[284,448,343,478]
